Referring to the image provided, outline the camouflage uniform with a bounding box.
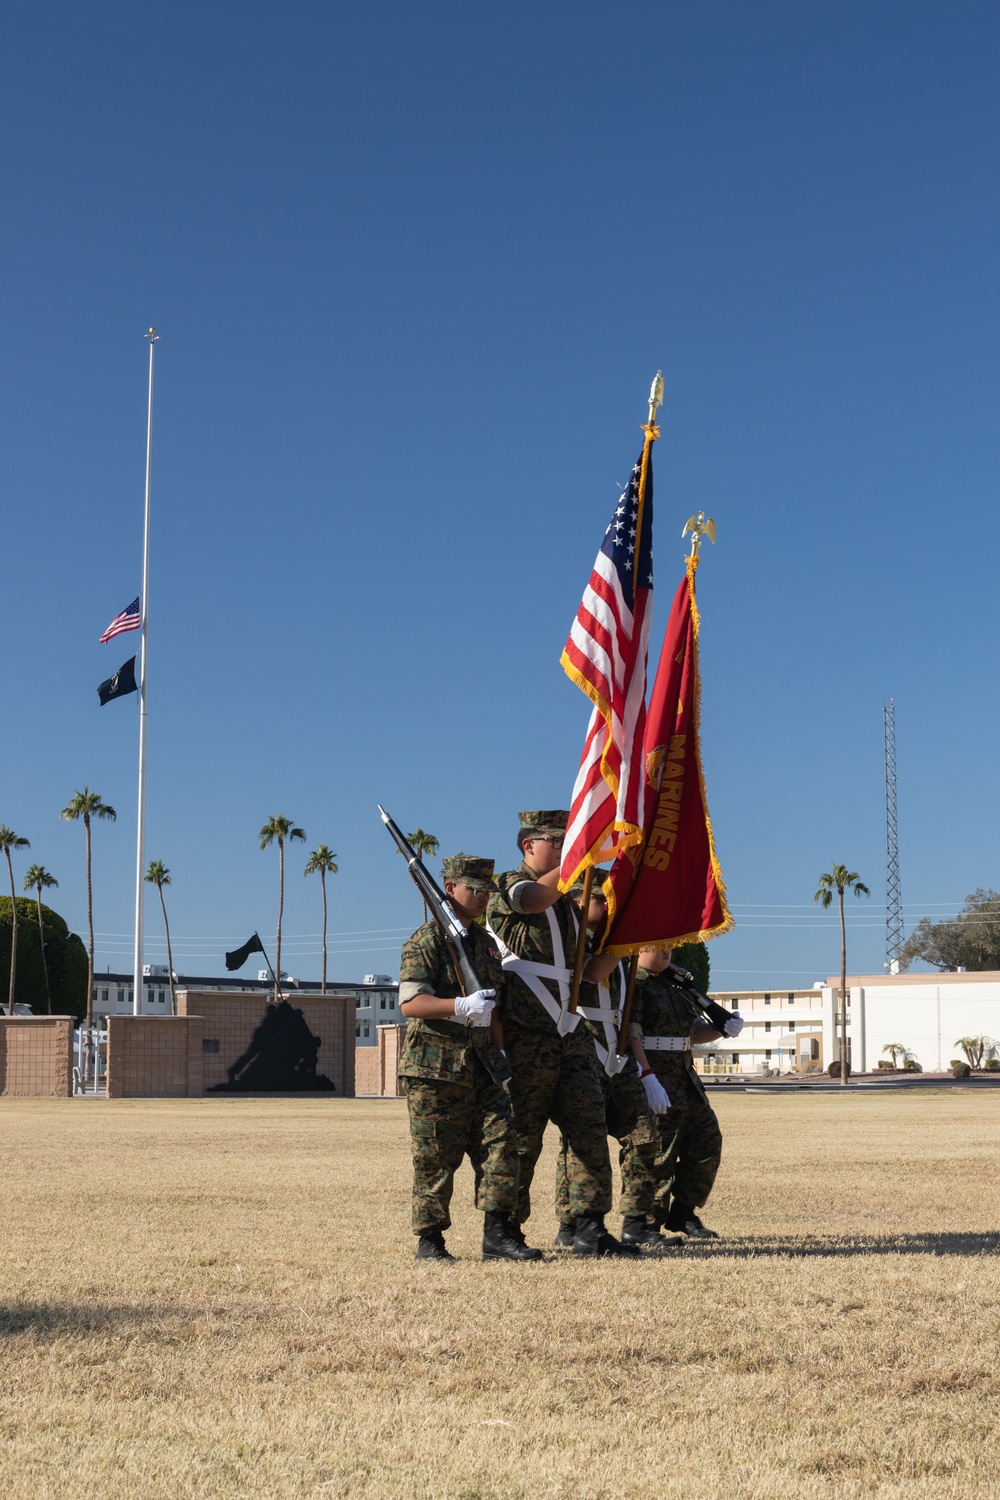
[398,871,518,1236]
[628,966,723,1219]
[486,814,613,1225]
[554,962,658,1223]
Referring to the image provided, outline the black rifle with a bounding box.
[667,961,734,1035]
[379,805,511,1086]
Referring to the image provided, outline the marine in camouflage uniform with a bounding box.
[627,954,724,1237]
[486,812,637,1258]
[398,854,541,1263]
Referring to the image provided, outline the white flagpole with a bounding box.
[132,328,158,1016]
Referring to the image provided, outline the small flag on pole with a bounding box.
[558,437,656,890]
[225,933,266,972]
[97,655,138,706]
[99,596,141,643]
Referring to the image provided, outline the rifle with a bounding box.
[666,960,734,1035]
[379,810,512,1080]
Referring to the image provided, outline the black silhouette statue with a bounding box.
[209,1000,336,1092]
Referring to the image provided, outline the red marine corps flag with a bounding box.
[600,544,733,955]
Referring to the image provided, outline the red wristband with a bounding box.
[640,1067,655,1078]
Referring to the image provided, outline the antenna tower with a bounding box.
[883,699,903,972]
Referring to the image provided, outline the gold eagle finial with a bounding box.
[682,511,716,557]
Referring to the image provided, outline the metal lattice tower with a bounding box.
[883,699,904,972]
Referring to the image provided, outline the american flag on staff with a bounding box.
[99,596,141,644]
[558,435,656,890]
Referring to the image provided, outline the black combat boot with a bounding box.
[663,1201,719,1239]
[572,1213,641,1258]
[621,1215,684,1249]
[554,1220,576,1248]
[415,1229,457,1261]
[482,1213,544,1262]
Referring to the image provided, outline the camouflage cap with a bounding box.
[441,853,497,891]
[517,809,570,850]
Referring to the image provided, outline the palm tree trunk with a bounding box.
[839,887,848,1085]
[5,849,16,1016]
[275,838,284,1004]
[35,887,51,1014]
[85,815,94,1027]
[320,870,328,995]
[158,885,176,1016]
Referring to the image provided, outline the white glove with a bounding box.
[723,1014,745,1037]
[640,1070,671,1114]
[453,989,496,1026]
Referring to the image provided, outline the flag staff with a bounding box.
[132,328,158,1016]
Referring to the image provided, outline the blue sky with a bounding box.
[2,1,998,987]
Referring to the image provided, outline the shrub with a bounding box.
[951,1061,971,1079]
[0,897,87,1021]
[985,1058,1000,1072]
[902,1059,922,1072]
[877,1060,894,1070]
[672,941,709,994]
[828,1059,851,1078]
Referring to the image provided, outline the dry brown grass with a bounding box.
[0,1090,998,1499]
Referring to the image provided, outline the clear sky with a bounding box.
[2,1,998,988]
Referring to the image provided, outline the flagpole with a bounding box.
[132,328,158,1016]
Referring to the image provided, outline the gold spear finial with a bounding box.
[648,370,664,425]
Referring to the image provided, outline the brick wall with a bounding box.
[106,1016,205,1098]
[0,1017,73,1096]
[178,991,355,1096]
[355,1024,407,1096]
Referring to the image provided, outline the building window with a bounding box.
[764,1020,771,1032]
[764,994,771,1005]
[355,1022,360,1038]
[355,997,362,1009]
[363,1022,370,1038]
[117,989,124,1004]
[765,1048,772,1060]
[101,989,108,1004]
[731,999,738,1010]
[787,993,794,1003]
[379,996,387,1010]
[788,1020,795,1032]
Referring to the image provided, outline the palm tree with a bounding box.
[60,789,116,1026]
[145,861,177,1015]
[304,845,338,994]
[814,864,870,1086]
[0,827,31,1015]
[405,828,439,922]
[955,1035,993,1069]
[259,815,305,1002]
[23,864,57,1014]
[881,1041,908,1070]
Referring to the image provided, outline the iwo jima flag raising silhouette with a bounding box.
[217,932,335,1091]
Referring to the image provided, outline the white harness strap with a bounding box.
[486,905,582,1035]
[578,961,628,1076]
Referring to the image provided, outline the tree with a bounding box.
[0,827,31,1015]
[0,897,87,1020]
[955,1035,995,1069]
[60,789,116,1027]
[145,862,177,1015]
[23,865,57,1014]
[403,828,439,922]
[899,888,1000,972]
[673,940,710,995]
[814,864,870,1087]
[304,845,338,994]
[259,815,305,1002]
[881,1041,910,1070]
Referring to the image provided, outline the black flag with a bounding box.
[98,655,138,706]
[226,932,266,971]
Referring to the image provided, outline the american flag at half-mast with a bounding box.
[99,596,141,643]
[558,431,656,891]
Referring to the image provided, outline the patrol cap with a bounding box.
[441,853,497,892]
[517,809,569,851]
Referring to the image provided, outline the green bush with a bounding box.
[984,1058,1000,1072]
[877,1059,894,1070]
[903,1058,922,1072]
[0,896,88,1022]
[828,1059,851,1078]
[951,1061,971,1079]
[672,941,709,994]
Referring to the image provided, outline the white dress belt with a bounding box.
[643,1035,689,1052]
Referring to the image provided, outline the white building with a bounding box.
[700,971,1000,1075]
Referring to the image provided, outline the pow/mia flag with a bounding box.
[97,655,138,706]
[225,932,266,972]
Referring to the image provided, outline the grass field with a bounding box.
[0,1091,998,1499]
